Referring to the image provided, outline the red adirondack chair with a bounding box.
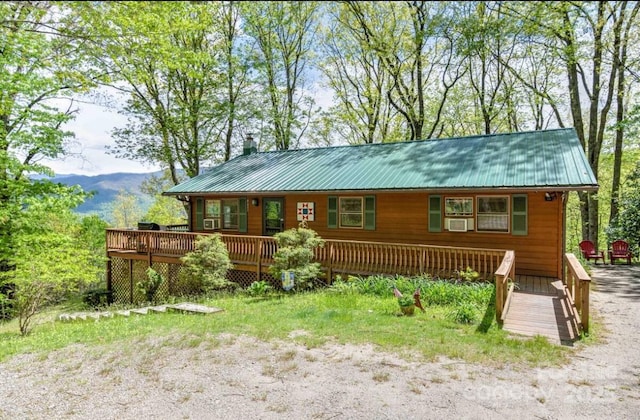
[609,240,633,265]
[579,240,605,264]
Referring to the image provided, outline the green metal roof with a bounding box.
[164,128,598,195]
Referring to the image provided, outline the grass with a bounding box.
[0,281,573,367]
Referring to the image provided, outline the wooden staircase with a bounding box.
[58,302,223,322]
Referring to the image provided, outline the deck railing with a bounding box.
[494,250,515,323]
[107,229,509,282]
[564,253,591,333]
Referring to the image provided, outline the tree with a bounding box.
[500,1,640,247]
[0,2,95,272]
[454,2,530,134]
[318,3,400,145]
[110,189,143,228]
[240,1,320,150]
[343,1,466,141]
[607,160,640,256]
[3,197,102,335]
[216,1,258,161]
[140,171,187,225]
[609,2,640,224]
[74,2,235,185]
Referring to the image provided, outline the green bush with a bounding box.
[246,280,273,296]
[328,274,493,309]
[135,268,164,303]
[181,234,234,293]
[450,301,479,324]
[82,287,113,308]
[270,227,325,290]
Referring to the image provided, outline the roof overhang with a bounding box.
[163,184,599,196]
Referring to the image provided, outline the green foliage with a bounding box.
[82,288,112,308]
[110,189,144,228]
[0,289,569,367]
[457,267,480,282]
[143,195,187,226]
[329,274,494,308]
[246,280,273,297]
[450,301,478,324]
[397,295,414,307]
[606,163,640,256]
[180,235,234,293]
[1,202,103,334]
[136,268,165,303]
[270,227,325,290]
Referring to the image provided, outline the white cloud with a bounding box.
[43,101,161,176]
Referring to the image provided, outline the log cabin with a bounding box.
[105,127,596,331]
[106,128,597,302]
[157,127,596,280]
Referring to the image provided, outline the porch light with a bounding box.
[544,192,557,202]
[252,198,259,206]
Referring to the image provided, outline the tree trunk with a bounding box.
[609,2,639,225]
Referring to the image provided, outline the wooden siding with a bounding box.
[189,190,563,278]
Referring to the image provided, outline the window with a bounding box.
[339,197,363,228]
[445,197,473,216]
[205,199,239,230]
[428,195,442,232]
[222,199,239,229]
[477,196,509,232]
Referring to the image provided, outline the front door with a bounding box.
[263,197,285,236]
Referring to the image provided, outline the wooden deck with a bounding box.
[502,275,580,345]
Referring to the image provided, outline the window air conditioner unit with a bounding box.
[447,218,468,232]
[203,218,220,230]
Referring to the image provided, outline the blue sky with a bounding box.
[42,101,160,176]
[45,87,333,176]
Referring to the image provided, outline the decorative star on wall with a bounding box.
[296,202,315,221]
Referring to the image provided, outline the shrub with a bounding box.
[397,295,414,307]
[82,287,113,308]
[270,227,325,290]
[135,268,164,303]
[181,234,234,293]
[450,301,478,324]
[457,266,480,282]
[246,280,273,296]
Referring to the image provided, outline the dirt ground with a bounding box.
[0,265,638,420]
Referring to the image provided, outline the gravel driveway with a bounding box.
[1,265,638,419]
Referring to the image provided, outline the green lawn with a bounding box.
[0,281,575,367]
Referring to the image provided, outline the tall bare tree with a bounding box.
[609,1,640,225]
[240,1,320,150]
[500,1,638,247]
[318,2,399,144]
[343,1,466,141]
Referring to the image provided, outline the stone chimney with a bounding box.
[243,133,257,155]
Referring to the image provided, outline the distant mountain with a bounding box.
[50,171,160,216]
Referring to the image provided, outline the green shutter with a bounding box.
[428,195,441,232]
[364,195,376,230]
[512,195,527,235]
[195,198,204,231]
[328,196,337,228]
[238,197,248,233]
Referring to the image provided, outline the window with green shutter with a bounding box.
[428,195,442,232]
[328,196,337,228]
[512,195,527,235]
[238,197,247,233]
[195,198,204,230]
[364,195,375,230]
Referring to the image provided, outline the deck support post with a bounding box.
[128,259,134,304]
[256,239,262,282]
[326,242,334,284]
